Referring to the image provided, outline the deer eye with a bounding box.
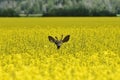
[54,41,58,44]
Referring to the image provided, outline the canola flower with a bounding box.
[0,17,120,80]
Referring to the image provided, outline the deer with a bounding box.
[48,35,70,49]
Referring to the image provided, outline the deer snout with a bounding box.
[57,46,61,49]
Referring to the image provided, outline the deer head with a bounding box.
[48,35,70,49]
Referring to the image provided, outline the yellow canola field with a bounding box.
[0,17,120,80]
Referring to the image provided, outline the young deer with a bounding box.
[48,35,70,49]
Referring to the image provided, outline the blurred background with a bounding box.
[0,0,120,17]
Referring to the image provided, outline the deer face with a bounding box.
[48,35,70,49]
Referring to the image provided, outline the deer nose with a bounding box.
[57,46,60,49]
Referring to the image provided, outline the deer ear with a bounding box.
[48,36,55,43]
[62,35,70,43]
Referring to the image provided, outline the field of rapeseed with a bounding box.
[0,17,120,80]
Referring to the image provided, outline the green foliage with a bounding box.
[43,4,86,16]
[0,0,119,16]
[90,9,116,16]
[43,6,116,16]
[0,8,19,17]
